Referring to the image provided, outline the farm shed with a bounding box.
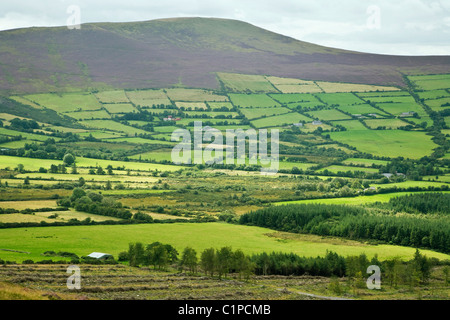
[87,252,113,260]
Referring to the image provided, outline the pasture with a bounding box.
[251,112,312,128]
[24,92,102,113]
[316,93,365,106]
[315,81,399,93]
[229,93,281,108]
[217,73,277,93]
[327,130,437,159]
[305,109,352,121]
[239,106,291,120]
[94,90,130,104]
[102,103,137,114]
[0,223,448,263]
[364,118,411,129]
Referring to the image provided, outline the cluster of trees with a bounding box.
[379,158,445,181]
[8,118,40,131]
[388,193,450,215]
[0,139,71,161]
[57,188,137,220]
[239,203,450,253]
[122,243,254,280]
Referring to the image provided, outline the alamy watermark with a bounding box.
[366,5,381,30]
[66,265,81,290]
[67,5,81,30]
[366,265,381,290]
[171,121,280,175]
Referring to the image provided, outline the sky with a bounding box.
[0,0,449,56]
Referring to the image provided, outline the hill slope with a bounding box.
[1,17,449,94]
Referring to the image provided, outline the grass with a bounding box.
[80,120,149,136]
[125,89,172,107]
[330,120,368,131]
[408,74,450,91]
[251,112,312,128]
[165,88,228,102]
[65,110,111,120]
[416,89,450,100]
[102,103,137,114]
[337,103,387,116]
[75,157,182,172]
[364,118,411,129]
[25,92,102,113]
[273,84,323,94]
[217,73,278,93]
[342,158,389,167]
[274,191,450,206]
[0,223,448,263]
[0,127,60,142]
[328,130,437,159]
[95,90,130,103]
[229,93,281,108]
[269,93,321,104]
[305,109,352,121]
[175,102,208,110]
[207,102,235,110]
[375,102,427,117]
[0,155,63,171]
[316,82,399,93]
[239,106,291,120]
[316,165,379,174]
[370,180,450,190]
[316,93,365,106]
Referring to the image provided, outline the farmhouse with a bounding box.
[312,121,323,125]
[292,123,303,127]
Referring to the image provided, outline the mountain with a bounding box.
[1,17,449,94]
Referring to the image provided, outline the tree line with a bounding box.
[121,242,442,286]
[239,202,450,253]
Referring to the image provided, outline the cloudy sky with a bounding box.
[1,0,449,55]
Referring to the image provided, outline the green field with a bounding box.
[239,106,291,120]
[275,191,450,207]
[336,103,387,116]
[375,102,427,117]
[0,127,58,142]
[409,74,450,90]
[315,81,399,93]
[364,118,411,129]
[80,120,149,136]
[0,223,448,263]
[125,89,172,107]
[65,110,111,120]
[416,89,450,100]
[328,130,437,159]
[269,93,321,105]
[315,93,365,106]
[166,88,228,102]
[95,90,130,103]
[0,155,63,170]
[316,165,379,174]
[330,120,368,131]
[306,109,352,121]
[342,158,389,167]
[102,103,137,114]
[217,73,278,93]
[25,92,102,113]
[251,112,312,128]
[229,93,281,108]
